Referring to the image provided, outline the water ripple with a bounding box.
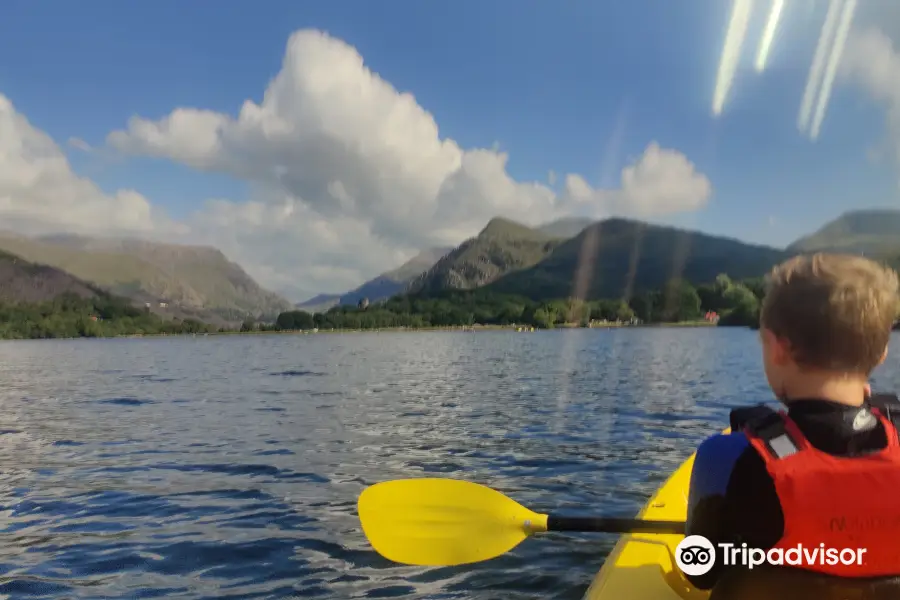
[1,329,893,598]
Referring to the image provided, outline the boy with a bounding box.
[685,253,900,597]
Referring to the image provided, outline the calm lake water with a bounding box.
[2,329,900,599]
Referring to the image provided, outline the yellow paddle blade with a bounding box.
[358,478,548,566]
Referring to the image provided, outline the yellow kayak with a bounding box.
[583,436,726,600]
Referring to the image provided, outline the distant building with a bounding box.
[159,302,169,308]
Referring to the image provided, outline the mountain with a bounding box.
[536,217,595,239]
[407,218,563,295]
[296,217,600,311]
[385,247,454,282]
[485,218,789,301]
[788,209,900,256]
[296,293,342,312]
[0,249,101,304]
[297,246,452,312]
[0,233,292,320]
[0,248,229,338]
[338,246,452,306]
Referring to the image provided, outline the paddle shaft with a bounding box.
[547,515,685,534]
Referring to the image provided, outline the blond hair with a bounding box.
[760,253,899,374]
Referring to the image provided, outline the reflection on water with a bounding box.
[0,329,896,598]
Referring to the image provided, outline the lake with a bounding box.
[2,328,899,599]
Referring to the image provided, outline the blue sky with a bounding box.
[1,0,898,297]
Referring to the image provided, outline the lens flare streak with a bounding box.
[713,0,755,117]
[798,0,843,133]
[809,0,858,140]
[755,0,785,72]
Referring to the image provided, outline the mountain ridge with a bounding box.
[406,218,562,295]
[535,217,595,239]
[787,208,900,256]
[483,217,790,301]
[296,246,453,311]
[0,232,292,321]
[7,207,899,326]
[0,248,102,304]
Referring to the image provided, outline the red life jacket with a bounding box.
[742,406,900,578]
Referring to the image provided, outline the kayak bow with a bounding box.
[583,449,708,600]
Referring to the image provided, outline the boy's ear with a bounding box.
[762,328,793,366]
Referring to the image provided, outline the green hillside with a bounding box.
[485,218,789,301]
[0,249,213,339]
[407,218,563,294]
[0,234,292,320]
[0,249,100,304]
[788,209,900,256]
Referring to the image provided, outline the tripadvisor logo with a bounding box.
[674,535,868,576]
[676,535,717,576]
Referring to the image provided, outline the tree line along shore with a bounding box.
[0,273,764,340]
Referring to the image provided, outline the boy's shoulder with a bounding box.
[690,430,753,497]
[696,429,750,460]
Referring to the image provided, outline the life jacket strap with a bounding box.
[751,412,800,459]
[733,405,801,459]
[735,395,900,460]
[868,393,900,437]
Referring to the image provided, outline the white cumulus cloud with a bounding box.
[105,29,712,297]
[0,95,177,237]
[559,143,712,217]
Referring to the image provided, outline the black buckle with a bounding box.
[730,404,776,431]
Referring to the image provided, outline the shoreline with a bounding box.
[126,320,720,338]
[207,321,720,336]
[0,320,724,341]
